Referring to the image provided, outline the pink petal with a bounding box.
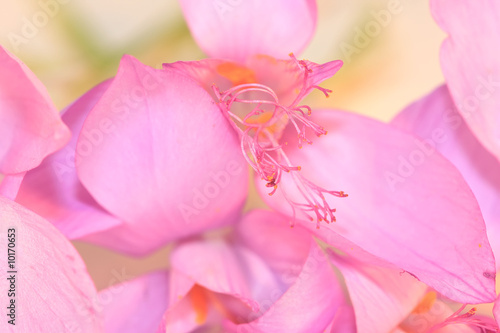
[159,276,230,333]
[431,0,500,161]
[12,80,122,240]
[0,46,70,174]
[494,295,500,328]
[179,0,317,63]
[0,197,102,332]
[392,85,500,271]
[329,254,427,333]
[228,210,347,332]
[325,305,357,333]
[158,289,202,333]
[234,210,312,277]
[170,238,278,312]
[229,237,345,332]
[258,109,496,303]
[75,55,248,255]
[0,172,25,200]
[99,271,170,333]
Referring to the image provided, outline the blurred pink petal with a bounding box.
[11,79,122,240]
[0,172,24,200]
[179,0,317,62]
[158,285,206,332]
[258,109,496,303]
[161,210,348,332]
[392,85,500,271]
[170,239,275,311]
[75,55,247,255]
[494,295,500,327]
[431,0,500,161]
[233,209,312,275]
[99,271,170,333]
[330,254,426,333]
[325,304,357,333]
[0,46,70,174]
[229,241,345,333]
[0,197,102,332]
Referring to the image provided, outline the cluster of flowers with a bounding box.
[1,0,500,332]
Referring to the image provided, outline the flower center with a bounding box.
[213,55,347,227]
[217,62,257,86]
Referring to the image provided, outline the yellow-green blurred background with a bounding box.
[1,0,446,289]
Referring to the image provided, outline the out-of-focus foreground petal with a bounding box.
[392,85,500,270]
[0,173,24,200]
[11,80,122,240]
[178,0,317,63]
[0,197,102,332]
[431,0,500,161]
[228,210,345,333]
[258,109,496,303]
[0,46,70,175]
[75,55,247,255]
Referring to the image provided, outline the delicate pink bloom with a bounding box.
[0,46,70,198]
[0,196,102,332]
[98,210,427,333]
[392,0,500,269]
[10,0,496,309]
[176,0,497,305]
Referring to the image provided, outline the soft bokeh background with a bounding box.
[0,0,446,290]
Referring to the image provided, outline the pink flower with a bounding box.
[391,0,500,270]
[0,46,70,199]
[175,0,497,305]
[9,0,496,310]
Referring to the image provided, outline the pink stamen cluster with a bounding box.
[428,304,499,332]
[213,55,347,228]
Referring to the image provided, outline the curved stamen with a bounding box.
[213,55,347,227]
[428,305,499,332]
